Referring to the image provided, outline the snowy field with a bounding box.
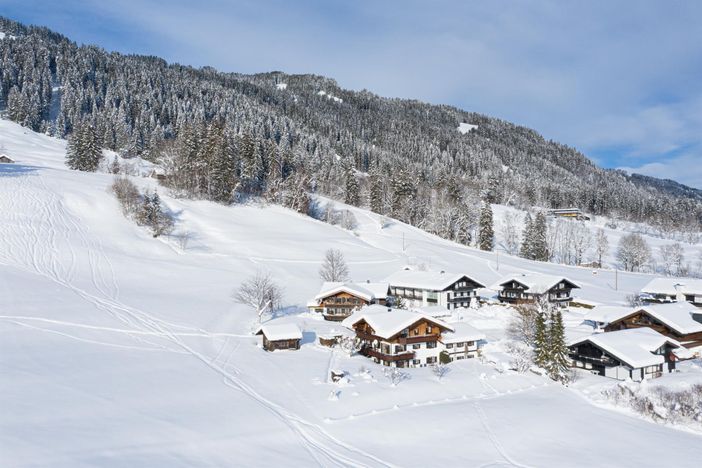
[1,118,701,466]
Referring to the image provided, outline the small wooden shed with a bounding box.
[256,323,302,351]
[0,154,15,163]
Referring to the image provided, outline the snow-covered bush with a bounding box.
[432,363,451,381]
[383,368,410,387]
[602,382,702,428]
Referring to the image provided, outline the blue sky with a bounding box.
[4,0,702,188]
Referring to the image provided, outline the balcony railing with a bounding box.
[362,347,415,362]
[398,334,439,344]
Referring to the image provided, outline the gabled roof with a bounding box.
[585,305,632,324]
[492,274,580,294]
[611,302,702,335]
[569,328,680,369]
[441,322,485,343]
[384,270,485,291]
[640,277,702,296]
[314,281,389,302]
[255,323,303,341]
[343,308,453,340]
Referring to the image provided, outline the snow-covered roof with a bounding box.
[343,308,453,340]
[255,323,302,341]
[385,270,485,291]
[570,328,680,369]
[640,277,702,296]
[584,305,632,324]
[441,322,485,344]
[624,303,702,335]
[341,304,393,328]
[492,274,580,294]
[313,281,389,302]
[570,297,601,307]
[413,305,453,318]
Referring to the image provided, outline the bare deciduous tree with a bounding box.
[617,232,651,272]
[319,248,350,282]
[234,271,284,322]
[659,243,684,276]
[507,304,540,346]
[501,212,520,255]
[595,228,609,267]
[431,363,451,381]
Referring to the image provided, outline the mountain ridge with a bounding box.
[0,15,700,238]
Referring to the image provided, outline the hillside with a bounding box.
[2,118,702,466]
[0,15,700,245]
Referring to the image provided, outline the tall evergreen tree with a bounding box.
[368,166,384,214]
[520,213,534,259]
[532,212,550,261]
[478,202,494,251]
[344,164,360,206]
[65,123,101,172]
[547,310,571,383]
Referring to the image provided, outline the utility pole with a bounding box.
[402,232,406,253]
[615,269,618,291]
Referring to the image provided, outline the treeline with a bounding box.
[1,15,700,242]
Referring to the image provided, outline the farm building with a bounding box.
[255,323,302,351]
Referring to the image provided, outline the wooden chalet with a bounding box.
[255,323,302,351]
[308,281,389,321]
[569,328,682,381]
[494,274,579,306]
[343,308,453,368]
[604,302,702,349]
[639,277,702,307]
[385,269,486,310]
[0,154,15,163]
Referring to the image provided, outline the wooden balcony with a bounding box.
[398,334,439,345]
[361,347,414,362]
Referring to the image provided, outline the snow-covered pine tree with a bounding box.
[368,166,384,214]
[344,164,360,206]
[547,310,571,383]
[532,212,550,261]
[520,212,534,259]
[478,202,494,251]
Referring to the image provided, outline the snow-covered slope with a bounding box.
[1,118,701,466]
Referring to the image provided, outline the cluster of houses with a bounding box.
[259,269,581,368]
[255,268,702,382]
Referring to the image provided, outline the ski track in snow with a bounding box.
[0,170,394,468]
[474,401,531,468]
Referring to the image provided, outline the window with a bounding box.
[426,356,437,364]
[466,341,475,347]
[413,344,421,349]
[395,345,405,353]
[457,355,465,360]
[426,341,437,349]
[413,359,420,365]
[427,326,433,333]
[454,342,464,348]
[446,343,454,349]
